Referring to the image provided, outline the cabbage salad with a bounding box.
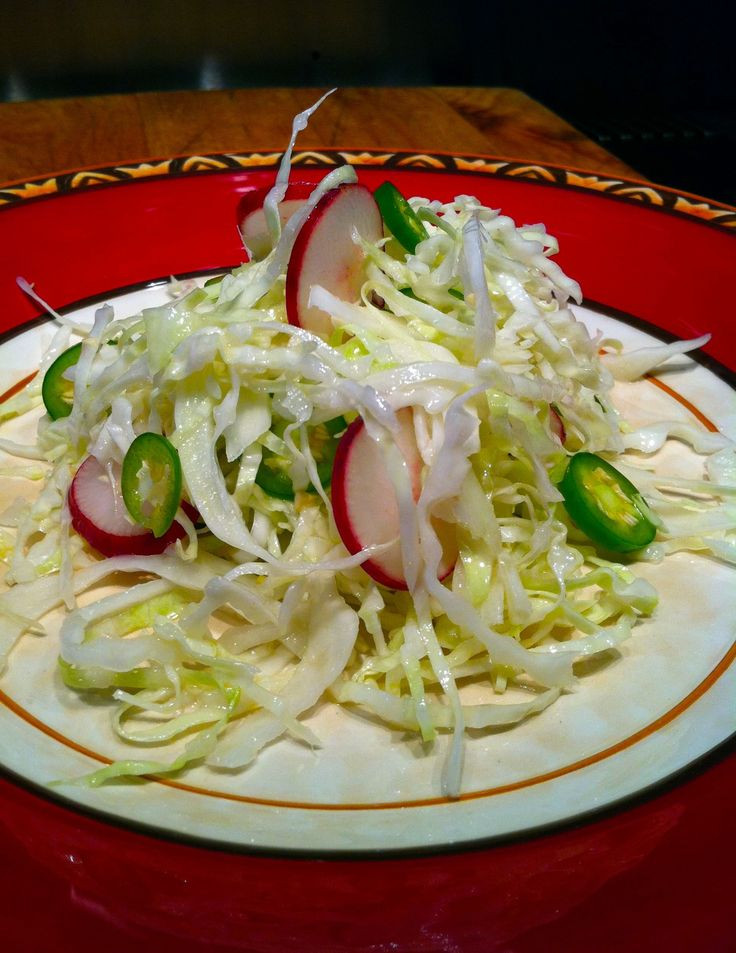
[0,95,734,798]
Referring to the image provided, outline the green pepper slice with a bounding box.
[255,449,296,500]
[374,181,428,253]
[400,287,464,302]
[121,433,183,537]
[255,416,347,500]
[42,342,82,419]
[559,452,657,553]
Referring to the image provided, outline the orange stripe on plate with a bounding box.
[0,372,37,404]
[646,374,719,432]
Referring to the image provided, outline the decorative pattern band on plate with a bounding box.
[1,150,735,229]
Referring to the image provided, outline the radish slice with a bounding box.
[550,406,566,444]
[332,410,456,589]
[285,183,382,339]
[180,499,203,526]
[237,182,313,260]
[68,456,187,557]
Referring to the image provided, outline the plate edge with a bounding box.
[1,149,735,232]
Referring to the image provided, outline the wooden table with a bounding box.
[0,87,638,185]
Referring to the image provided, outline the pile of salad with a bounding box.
[0,93,734,797]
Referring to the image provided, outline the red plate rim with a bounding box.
[2,147,735,229]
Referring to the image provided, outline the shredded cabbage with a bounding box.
[1,96,734,800]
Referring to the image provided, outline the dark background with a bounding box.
[2,0,735,204]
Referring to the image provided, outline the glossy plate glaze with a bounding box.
[0,153,735,950]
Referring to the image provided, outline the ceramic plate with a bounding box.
[0,152,735,947]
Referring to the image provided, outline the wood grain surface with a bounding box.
[0,86,639,185]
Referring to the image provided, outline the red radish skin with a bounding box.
[68,456,187,557]
[549,406,566,444]
[285,183,383,339]
[237,182,313,260]
[332,410,456,589]
[180,499,203,526]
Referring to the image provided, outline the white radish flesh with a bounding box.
[550,405,566,444]
[332,410,456,589]
[285,183,382,339]
[237,182,313,260]
[68,456,186,557]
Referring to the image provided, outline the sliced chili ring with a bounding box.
[313,417,346,486]
[255,450,297,500]
[559,452,657,553]
[42,342,82,420]
[374,181,428,254]
[121,433,183,538]
[322,416,348,438]
[255,416,347,500]
[400,286,463,303]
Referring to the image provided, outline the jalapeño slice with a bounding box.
[255,416,347,500]
[374,181,428,253]
[121,433,183,537]
[559,452,657,553]
[42,342,83,420]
